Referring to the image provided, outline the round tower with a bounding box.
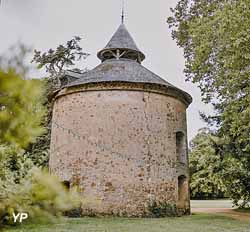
[49,23,192,217]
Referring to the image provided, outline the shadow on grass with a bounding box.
[234,208,250,213]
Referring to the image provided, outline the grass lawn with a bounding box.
[3,201,250,232]
[3,213,250,232]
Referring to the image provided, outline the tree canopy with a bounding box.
[168,0,250,207]
[189,128,226,199]
[32,36,89,88]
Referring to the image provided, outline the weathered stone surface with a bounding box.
[49,23,192,217]
[50,85,190,216]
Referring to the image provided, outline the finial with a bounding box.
[121,0,125,24]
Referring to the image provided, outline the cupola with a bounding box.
[97,23,145,63]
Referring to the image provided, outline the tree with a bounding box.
[32,36,89,88]
[189,128,226,199]
[0,50,82,227]
[27,37,89,167]
[0,66,46,186]
[168,0,250,207]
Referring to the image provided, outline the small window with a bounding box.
[176,131,186,164]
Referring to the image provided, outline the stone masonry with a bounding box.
[49,23,192,217]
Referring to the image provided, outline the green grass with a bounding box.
[3,214,250,232]
[3,201,250,232]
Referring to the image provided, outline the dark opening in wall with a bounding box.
[176,131,186,164]
[62,180,70,190]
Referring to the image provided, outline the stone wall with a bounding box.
[49,85,190,216]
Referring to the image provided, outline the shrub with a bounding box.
[0,168,81,226]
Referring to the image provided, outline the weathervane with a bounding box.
[121,0,125,24]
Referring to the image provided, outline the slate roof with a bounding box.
[66,59,174,87]
[103,24,140,52]
[64,23,192,105]
[97,23,145,62]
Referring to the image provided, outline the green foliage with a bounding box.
[222,156,250,208]
[0,70,46,148]
[0,133,81,227]
[189,129,226,199]
[32,36,89,87]
[0,168,81,226]
[0,146,34,184]
[24,79,52,167]
[168,0,250,149]
[0,47,82,227]
[168,0,250,207]
[0,43,50,166]
[28,37,89,167]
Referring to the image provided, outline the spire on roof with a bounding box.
[97,23,145,63]
[121,0,125,24]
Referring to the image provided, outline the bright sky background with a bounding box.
[0,0,213,141]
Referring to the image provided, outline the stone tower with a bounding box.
[49,23,192,217]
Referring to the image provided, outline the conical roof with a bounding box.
[62,23,192,106]
[67,59,174,87]
[97,24,145,62]
[103,24,141,51]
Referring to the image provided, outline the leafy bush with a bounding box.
[0,70,46,148]
[0,168,81,226]
[0,51,83,227]
[0,146,34,185]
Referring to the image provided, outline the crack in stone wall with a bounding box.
[50,89,190,216]
[142,92,153,183]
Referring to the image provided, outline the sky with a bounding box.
[0,0,213,141]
